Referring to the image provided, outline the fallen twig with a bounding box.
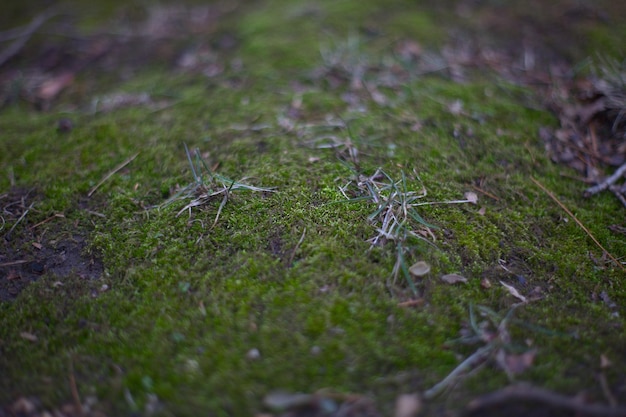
[471,184,499,201]
[0,260,29,268]
[0,7,60,68]
[29,212,65,230]
[288,228,307,265]
[465,383,626,417]
[531,177,625,272]
[88,152,139,197]
[584,162,626,197]
[423,343,495,400]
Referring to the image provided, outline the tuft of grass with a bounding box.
[337,165,476,294]
[162,144,275,227]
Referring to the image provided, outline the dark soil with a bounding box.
[1,188,103,301]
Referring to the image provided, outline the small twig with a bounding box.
[397,299,424,307]
[531,177,625,272]
[0,7,60,68]
[584,162,626,197]
[68,358,84,417]
[288,228,307,265]
[0,260,29,267]
[88,153,139,197]
[86,210,106,218]
[28,213,65,230]
[465,383,626,417]
[423,343,495,400]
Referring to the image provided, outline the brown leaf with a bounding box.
[20,332,38,342]
[394,393,422,417]
[37,72,75,101]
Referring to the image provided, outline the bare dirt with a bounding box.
[1,188,103,301]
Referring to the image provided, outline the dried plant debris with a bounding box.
[263,390,382,417]
[0,4,233,110]
[90,92,171,114]
[464,383,626,417]
[338,168,438,294]
[338,165,479,294]
[542,57,626,206]
[424,304,541,401]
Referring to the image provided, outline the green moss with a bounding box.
[1,0,625,416]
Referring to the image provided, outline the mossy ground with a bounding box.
[1,0,625,416]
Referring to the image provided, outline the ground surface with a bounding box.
[0,1,625,416]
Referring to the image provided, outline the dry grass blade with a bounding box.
[339,167,439,293]
[531,177,625,271]
[88,152,140,197]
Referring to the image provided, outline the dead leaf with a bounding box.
[20,332,38,342]
[264,391,315,411]
[464,191,478,204]
[481,278,492,288]
[448,99,464,115]
[37,72,74,102]
[499,281,527,303]
[6,270,21,280]
[396,40,423,61]
[600,354,611,369]
[394,393,422,417]
[32,242,42,250]
[496,348,537,376]
[369,87,388,106]
[409,261,430,277]
[441,273,467,284]
[10,397,37,414]
[478,206,486,215]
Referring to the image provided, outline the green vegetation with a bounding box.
[0,0,624,416]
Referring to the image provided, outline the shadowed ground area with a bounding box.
[0,1,625,416]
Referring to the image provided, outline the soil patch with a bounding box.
[1,188,103,301]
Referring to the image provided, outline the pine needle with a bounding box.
[531,177,625,272]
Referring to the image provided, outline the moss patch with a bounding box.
[1,0,625,416]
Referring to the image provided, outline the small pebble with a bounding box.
[57,118,73,133]
[28,262,45,275]
[246,348,261,360]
